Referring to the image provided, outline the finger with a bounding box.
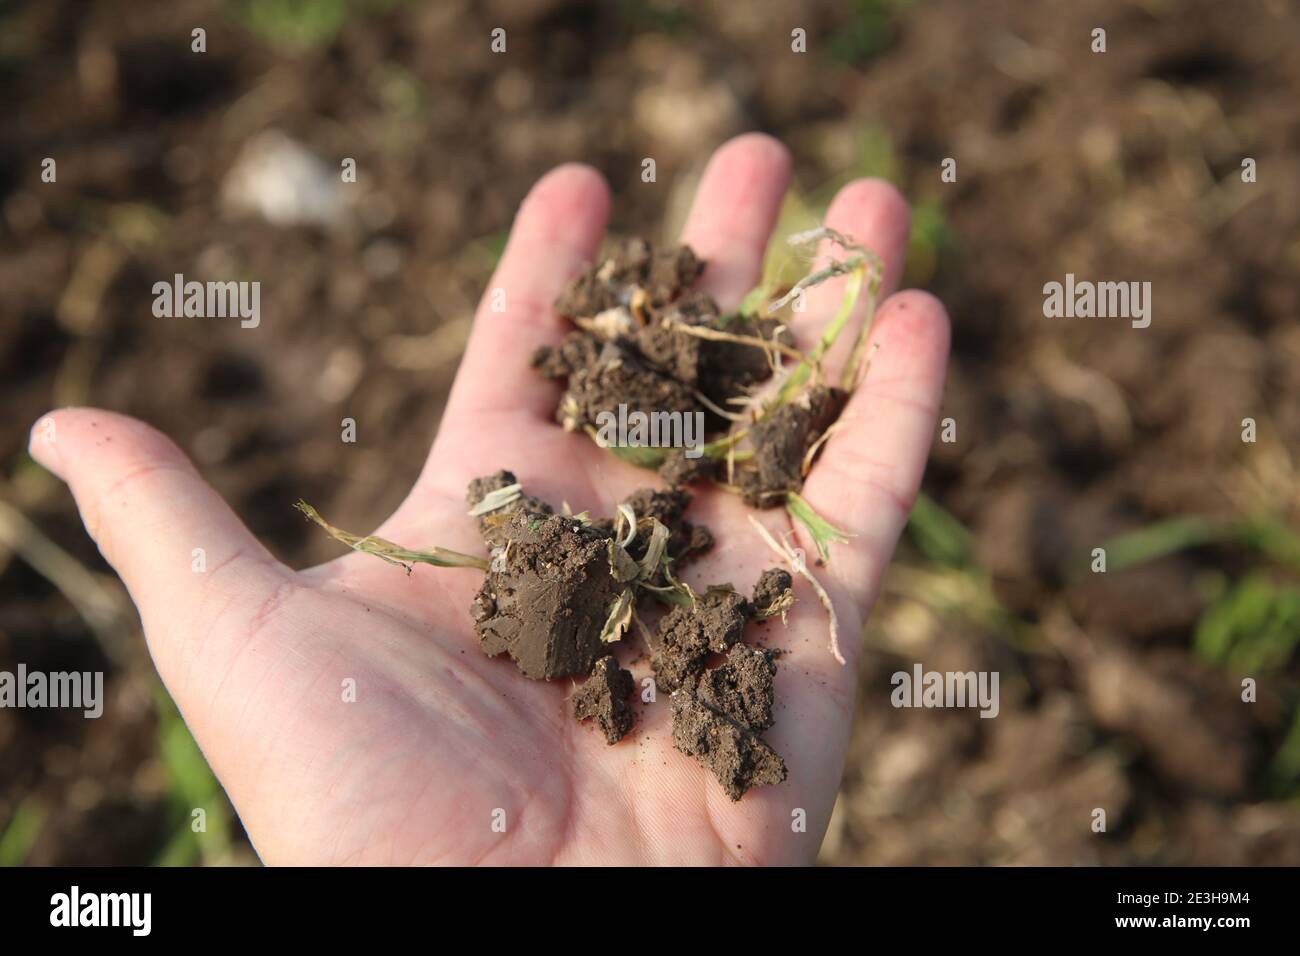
[794,289,950,649]
[678,132,791,309]
[28,408,288,687]
[440,163,610,423]
[794,178,911,380]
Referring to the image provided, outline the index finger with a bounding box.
[441,163,611,423]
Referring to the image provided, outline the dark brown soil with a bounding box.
[554,238,705,317]
[466,469,554,549]
[463,470,796,791]
[557,340,703,434]
[573,656,635,745]
[466,475,717,682]
[464,476,786,794]
[665,593,788,799]
[470,510,622,680]
[751,568,795,618]
[695,644,779,733]
[537,237,816,480]
[671,683,787,801]
[533,332,602,381]
[633,295,795,408]
[607,486,714,568]
[737,385,849,507]
[657,450,721,488]
[651,588,751,693]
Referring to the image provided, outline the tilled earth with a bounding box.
[2,0,1298,864]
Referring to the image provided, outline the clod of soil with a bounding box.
[664,573,791,799]
[737,385,849,507]
[632,293,794,411]
[536,237,802,482]
[556,340,703,434]
[751,568,794,618]
[466,469,553,548]
[613,486,713,567]
[651,588,751,692]
[695,643,779,732]
[671,686,787,801]
[697,315,796,410]
[467,478,718,680]
[657,450,719,487]
[304,475,790,800]
[573,656,635,745]
[470,511,625,680]
[537,232,857,530]
[554,238,705,317]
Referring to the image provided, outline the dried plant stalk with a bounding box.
[296,501,488,572]
[748,514,845,665]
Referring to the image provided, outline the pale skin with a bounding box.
[30,134,949,865]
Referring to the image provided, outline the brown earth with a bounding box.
[2,0,1299,864]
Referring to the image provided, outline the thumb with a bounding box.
[28,408,289,692]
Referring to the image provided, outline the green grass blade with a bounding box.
[786,491,852,563]
[0,796,46,866]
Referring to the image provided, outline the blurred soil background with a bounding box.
[2,0,1299,865]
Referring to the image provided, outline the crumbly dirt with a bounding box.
[698,315,796,408]
[618,486,714,565]
[573,656,635,745]
[556,340,704,433]
[470,510,624,680]
[463,473,787,797]
[651,588,752,692]
[737,385,849,507]
[463,475,792,799]
[465,469,554,549]
[658,450,720,487]
[671,687,787,801]
[630,290,718,385]
[751,568,795,617]
[536,237,812,479]
[664,578,790,798]
[695,643,779,732]
[555,238,705,317]
[632,295,794,409]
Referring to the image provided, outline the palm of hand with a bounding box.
[31,135,948,865]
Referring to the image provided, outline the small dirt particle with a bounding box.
[573,656,635,744]
[752,567,794,616]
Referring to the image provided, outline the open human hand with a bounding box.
[29,133,949,865]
